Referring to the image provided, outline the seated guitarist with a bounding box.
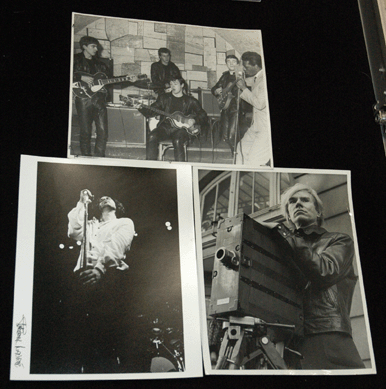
[136,77,209,162]
[211,55,240,156]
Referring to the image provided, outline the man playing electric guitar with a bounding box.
[211,55,242,156]
[135,77,209,162]
[73,36,140,157]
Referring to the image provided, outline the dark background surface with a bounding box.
[30,162,182,373]
[2,0,385,388]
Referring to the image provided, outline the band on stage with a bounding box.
[73,36,270,165]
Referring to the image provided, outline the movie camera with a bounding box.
[209,214,306,369]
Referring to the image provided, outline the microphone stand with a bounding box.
[81,191,93,271]
[232,73,244,165]
[78,190,94,373]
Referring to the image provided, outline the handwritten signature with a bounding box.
[14,315,27,368]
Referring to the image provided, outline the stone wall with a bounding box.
[74,17,251,102]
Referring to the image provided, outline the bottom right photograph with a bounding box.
[194,167,376,375]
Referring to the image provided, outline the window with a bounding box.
[201,171,294,233]
[237,171,271,215]
[279,173,292,200]
[201,173,231,232]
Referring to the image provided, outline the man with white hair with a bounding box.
[276,183,365,369]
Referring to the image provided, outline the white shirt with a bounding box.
[68,202,135,273]
[236,69,272,166]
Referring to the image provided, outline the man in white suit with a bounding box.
[235,52,272,166]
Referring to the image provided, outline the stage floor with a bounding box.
[69,132,235,164]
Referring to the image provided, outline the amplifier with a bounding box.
[209,214,305,332]
[198,89,221,117]
[107,107,146,144]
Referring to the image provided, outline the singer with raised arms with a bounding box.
[67,189,136,372]
[68,189,135,284]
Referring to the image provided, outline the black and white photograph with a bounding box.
[10,156,201,380]
[68,12,273,167]
[4,0,386,388]
[193,167,376,374]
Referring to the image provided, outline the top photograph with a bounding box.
[68,12,273,167]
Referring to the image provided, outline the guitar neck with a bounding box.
[123,96,172,118]
[101,76,133,86]
[145,105,171,118]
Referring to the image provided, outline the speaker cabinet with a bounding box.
[107,107,146,144]
[198,89,221,117]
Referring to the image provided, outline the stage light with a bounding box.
[59,244,65,249]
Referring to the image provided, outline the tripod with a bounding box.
[214,316,302,370]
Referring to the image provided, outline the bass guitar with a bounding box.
[120,95,201,136]
[73,72,149,99]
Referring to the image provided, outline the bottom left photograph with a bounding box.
[10,156,201,380]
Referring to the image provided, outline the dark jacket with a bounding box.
[140,92,209,131]
[275,224,357,336]
[151,60,182,93]
[73,52,111,82]
[211,70,238,97]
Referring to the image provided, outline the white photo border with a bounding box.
[193,165,376,376]
[67,12,274,168]
[10,155,202,380]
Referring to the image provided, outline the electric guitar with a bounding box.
[216,78,240,111]
[121,95,201,136]
[73,72,149,99]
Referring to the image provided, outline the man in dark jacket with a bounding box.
[211,55,240,155]
[73,36,112,157]
[276,183,365,369]
[136,77,208,161]
[151,48,182,96]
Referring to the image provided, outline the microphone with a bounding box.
[82,190,94,202]
[235,64,244,79]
